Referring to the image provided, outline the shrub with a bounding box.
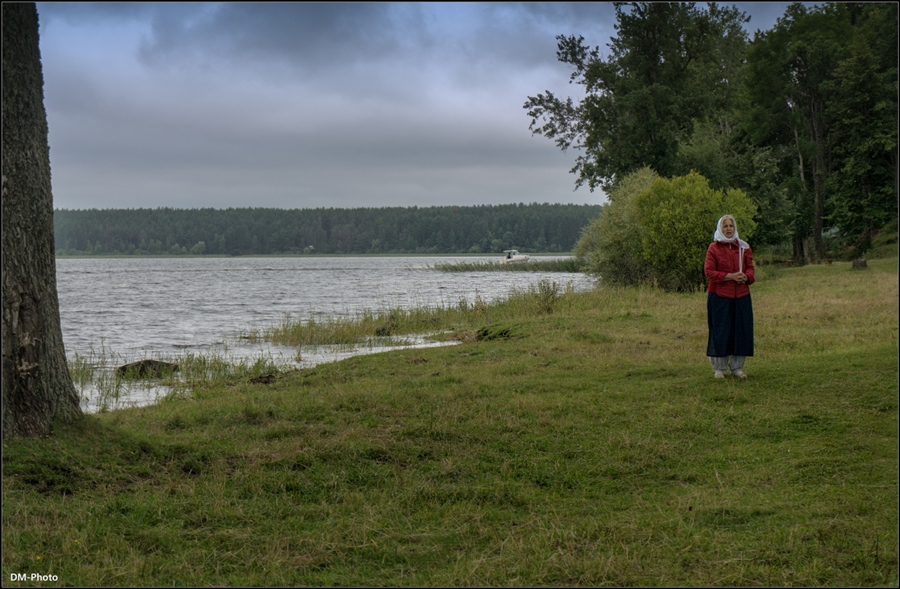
[574,167,658,285]
[576,169,758,292]
[635,171,757,292]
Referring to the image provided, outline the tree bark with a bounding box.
[808,99,826,262]
[791,123,809,264]
[2,3,82,438]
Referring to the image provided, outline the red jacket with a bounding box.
[705,241,754,298]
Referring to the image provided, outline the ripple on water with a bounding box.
[58,256,593,411]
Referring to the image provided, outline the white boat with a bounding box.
[501,249,530,264]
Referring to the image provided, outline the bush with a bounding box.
[576,169,758,292]
[574,167,658,286]
[635,171,757,292]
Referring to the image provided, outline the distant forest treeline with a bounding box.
[53,204,602,256]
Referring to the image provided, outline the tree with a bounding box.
[826,34,898,253]
[524,2,750,193]
[2,3,82,438]
[822,3,899,254]
[780,4,853,261]
[742,2,899,262]
[741,3,894,262]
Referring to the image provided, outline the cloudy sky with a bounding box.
[36,2,798,210]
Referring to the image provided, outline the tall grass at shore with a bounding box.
[433,257,584,272]
[258,279,575,347]
[3,258,897,586]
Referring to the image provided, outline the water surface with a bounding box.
[57,256,594,411]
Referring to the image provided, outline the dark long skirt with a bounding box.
[706,292,754,357]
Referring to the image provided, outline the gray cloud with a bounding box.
[35,2,801,210]
[137,3,415,69]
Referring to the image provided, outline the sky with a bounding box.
[36,2,799,211]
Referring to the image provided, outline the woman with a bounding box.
[705,215,754,379]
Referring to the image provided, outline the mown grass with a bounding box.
[2,258,897,586]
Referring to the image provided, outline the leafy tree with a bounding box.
[524,2,750,192]
[675,120,735,192]
[741,2,897,261]
[672,134,785,255]
[781,4,854,260]
[747,3,897,261]
[743,11,817,261]
[732,145,796,247]
[2,3,82,437]
[824,9,898,253]
[635,171,757,292]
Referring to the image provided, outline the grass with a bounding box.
[2,258,897,586]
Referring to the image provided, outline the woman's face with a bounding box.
[722,217,734,239]
[721,218,735,238]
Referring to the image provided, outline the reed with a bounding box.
[433,258,585,272]
[263,279,577,346]
[68,343,136,413]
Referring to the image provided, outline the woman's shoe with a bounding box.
[714,370,726,379]
[732,369,748,379]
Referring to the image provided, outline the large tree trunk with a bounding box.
[2,2,82,438]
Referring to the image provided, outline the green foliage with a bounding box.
[672,119,794,250]
[575,167,657,285]
[742,2,898,260]
[674,119,734,191]
[529,279,563,315]
[530,2,897,262]
[525,3,750,192]
[53,204,601,256]
[636,172,757,292]
[576,169,756,292]
[825,32,898,250]
[730,145,796,247]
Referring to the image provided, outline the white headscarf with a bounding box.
[714,215,749,249]
[714,215,750,273]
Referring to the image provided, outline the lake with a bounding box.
[56,256,594,411]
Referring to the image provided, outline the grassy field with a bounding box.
[2,257,897,586]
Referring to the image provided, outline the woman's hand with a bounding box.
[725,272,748,284]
